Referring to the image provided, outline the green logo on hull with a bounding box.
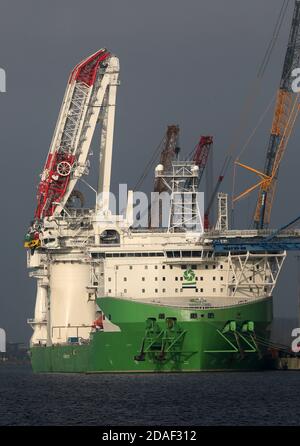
[183,268,196,288]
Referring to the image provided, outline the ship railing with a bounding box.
[206,229,300,238]
[27,318,47,325]
[51,324,93,341]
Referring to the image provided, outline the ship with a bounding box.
[25,1,300,372]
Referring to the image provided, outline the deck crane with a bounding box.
[234,0,300,229]
[153,125,180,194]
[182,135,214,230]
[204,174,224,230]
[192,136,213,185]
[25,49,120,248]
[149,125,180,227]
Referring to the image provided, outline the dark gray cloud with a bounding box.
[0,0,298,342]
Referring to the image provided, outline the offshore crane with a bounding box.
[192,136,213,185]
[234,0,300,229]
[153,125,180,194]
[149,125,180,227]
[24,49,120,248]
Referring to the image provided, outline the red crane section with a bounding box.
[192,136,213,184]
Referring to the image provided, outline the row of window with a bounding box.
[190,312,215,319]
[166,251,216,258]
[107,288,224,293]
[92,251,220,259]
[110,264,225,271]
[92,252,165,258]
[107,276,225,282]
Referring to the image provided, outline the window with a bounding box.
[142,277,145,281]
[116,266,119,270]
[220,277,223,281]
[155,277,158,281]
[213,265,216,269]
[180,277,183,281]
[200,288,203,292]
[200,277,203,281]
[145,265,148,270]
[220,288,223,293]
[162,288,166,293]
[170,265,173,269]
[108,277,112,282]
[180,288,183,292]
[124,289,127,293]
[155,265,158,269]
[213,277,216,281]
[220,265,224,269]
[162,265,165,269]
[181,265,187,269]
[208,313,215,319]
[129,266,133,270]
[155,289,158,293]
[142,289,145,293]
[123,277,127,282]
[213,288,216,292]
[175,288,178,293]
[159,313,165,319]
[175,277,178,281]
[195,288,199,293]
[205,265,208,269]
[190,313,198,319]
[191,265,197,270]
[108,289,111,293]
[162,277,166,281]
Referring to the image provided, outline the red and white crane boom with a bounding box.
[34,49,119,220]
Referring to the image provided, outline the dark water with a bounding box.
[0,364,300,426]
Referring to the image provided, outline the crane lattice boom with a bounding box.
[234,1,300,229]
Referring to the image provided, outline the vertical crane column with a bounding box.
[97,57,120,214]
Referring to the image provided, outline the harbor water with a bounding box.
[0,364,300,426]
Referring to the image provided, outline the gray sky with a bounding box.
[0,0,299,342]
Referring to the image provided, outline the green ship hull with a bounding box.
[30,296,273,373]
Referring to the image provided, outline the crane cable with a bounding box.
[133,134,165,191]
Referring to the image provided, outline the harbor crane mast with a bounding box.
[234,0,300,229]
